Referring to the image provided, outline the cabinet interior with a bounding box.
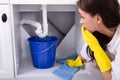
[12,4,83,78]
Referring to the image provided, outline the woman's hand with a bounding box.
[81,26,99,51]
[81,25,112,72]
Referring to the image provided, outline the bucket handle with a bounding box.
[32,43,55,54]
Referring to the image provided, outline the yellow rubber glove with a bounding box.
[81,26,112,72]
[66,56,83,68]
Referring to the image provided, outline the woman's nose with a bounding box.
[80,18,83,24]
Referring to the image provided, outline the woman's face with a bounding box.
[78,8,100,32]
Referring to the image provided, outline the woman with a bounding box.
[67,0,120,80]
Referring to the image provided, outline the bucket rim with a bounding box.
[28,36,58,43]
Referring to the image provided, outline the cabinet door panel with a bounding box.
[0,0,9,4]
[0,5,14,79]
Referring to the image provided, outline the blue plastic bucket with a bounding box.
[28,36,58,69]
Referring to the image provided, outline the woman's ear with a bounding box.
[96,14,102,24]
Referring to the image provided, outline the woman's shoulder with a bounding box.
[117,24,120,32]
[115,24,120,40]
[107,25,120,50]
[115,25,120,48]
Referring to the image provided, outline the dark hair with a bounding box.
[77,0,120,28]
[77,0,120,61]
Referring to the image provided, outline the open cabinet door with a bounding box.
[0,5,14,79]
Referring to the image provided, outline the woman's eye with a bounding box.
[80,15,85,19]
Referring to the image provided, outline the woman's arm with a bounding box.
[80,51,112,80]
[102,70,112,80]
